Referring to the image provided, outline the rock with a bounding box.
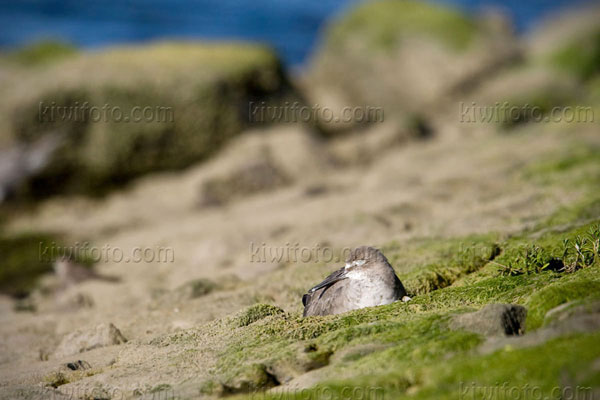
[198,126,330,206]
[479,301,600,354]
[175,278,218,299]
[232,304,285,327]
[221,363,280,395]
[304,0,520,133]
[0,42,294,200]
[450,304,527,337]
[54,323,127,358]
[0,134,63,203]
[55,292,95,312]
[527,4,600,81]
[461,65,582,129]
[199,155,291,207]
[328,119,427,165]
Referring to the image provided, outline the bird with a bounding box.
[54,257,120,289]
[302,246,410,317]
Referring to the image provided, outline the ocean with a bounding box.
[0,0,592,66]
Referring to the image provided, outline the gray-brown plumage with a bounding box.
[54,257,119,289]
[302,246,408,317]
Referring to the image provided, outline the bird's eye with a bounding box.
[354,259,366,267]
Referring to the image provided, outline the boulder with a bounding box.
[450,303,527,337]
[53,323,127,358]
[479,301,600,354]
[304,0,519,133]
[0,42,294,200]
[527,4,600,82]
[198,126,330,206]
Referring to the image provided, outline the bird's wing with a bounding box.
[303,266,349,316]
[307,267,348,295]
[304,283,348,316]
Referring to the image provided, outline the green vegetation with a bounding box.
[2,43,293,200]
[384,234,501,295]
[498,91,582,130]
[9,40,78,66]
[0,231,97,298]
[550,29,600,81]
[523,144,600,189]
[326,0,477,52]
[0,232,59,297]
[233,304,285,328]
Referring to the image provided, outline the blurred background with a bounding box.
[1,0,600,398]
[0,0,593,66]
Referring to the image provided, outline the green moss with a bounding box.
[10,40,78,66]
[327,0,477,52]
[497,90,582,130]
[550,29,600,81]
[4,42,293,200]
[0,232,58,297]
[523,144,600,188]
[384,234,500,295]
[233,304,285,327]
[526,269,600,329]
[0,231,97,298]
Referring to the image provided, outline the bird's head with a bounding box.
[344,246,387,270]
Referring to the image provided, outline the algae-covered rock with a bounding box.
[221,363,280,395]
[7,40,78,67]
[233,303,285,327]
[528,5,600,81]
[305,0,519,133]
[450,304,527,337]
[0,42,293,200]
[0,232,59,297]
[462,65,584,129]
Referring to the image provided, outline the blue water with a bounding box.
[0,0,593,66]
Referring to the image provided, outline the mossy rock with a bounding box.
[8,40,79,66]
[529,5,600,82]
[550,29,600,81]
[0,232,59,298]
[326,0,478,52]
[0,230,97,298]
[221,363,280,394]
[0,42,294,200]
[233,304,285,327]
[306,0,519,132]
